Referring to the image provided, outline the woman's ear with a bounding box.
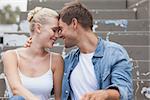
[35,23,41,34]
[71,18,78,30]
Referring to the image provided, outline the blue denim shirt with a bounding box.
[62,37,133,100]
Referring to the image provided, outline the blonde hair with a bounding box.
[27,7,59,32]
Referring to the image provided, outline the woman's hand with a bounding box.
[24,37,32,47]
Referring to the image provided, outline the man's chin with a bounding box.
[65,44,74,48]
[65,45,71,48]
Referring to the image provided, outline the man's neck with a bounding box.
[78,32,98,54]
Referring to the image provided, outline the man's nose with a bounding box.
[55,32,59,38]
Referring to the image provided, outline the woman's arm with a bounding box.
[52,53,64,100]
[2,50,39,100]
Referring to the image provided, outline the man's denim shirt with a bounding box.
[62,37,133,100]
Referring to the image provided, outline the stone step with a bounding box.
[128,0,149,19]
[127,0,140,7]
[0,60,3,74]
[97,31,150,38]
[27,0,127,10]
[132,60,150,80]
[128,0,148,9]
[0,79,5,97]
[133,80,150,100]
[136,2,149,19]
[107,33,150,45]
[94,19,149,31]
[90,9,136,19]
[123,45,150,60]
[49,45,64,54]
[20,9,136,21]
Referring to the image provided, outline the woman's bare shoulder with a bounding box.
[2,48,24,59]
[3,49,16,57]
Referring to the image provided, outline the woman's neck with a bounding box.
[26,40,48,57]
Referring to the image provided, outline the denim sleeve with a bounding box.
[9,96,25,100]
[106,47,133,100]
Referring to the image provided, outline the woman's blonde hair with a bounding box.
[27,7,59,32]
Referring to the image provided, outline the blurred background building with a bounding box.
[0,0,150,99]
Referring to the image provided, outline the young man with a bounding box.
[58,1,133,100]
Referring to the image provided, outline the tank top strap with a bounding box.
[49,52,52,70]
[15,50,21,66]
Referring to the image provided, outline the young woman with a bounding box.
[2,7,63,100]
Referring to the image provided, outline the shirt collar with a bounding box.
[74,37,104,58]
[93,37,104,58]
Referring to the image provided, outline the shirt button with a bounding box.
[65,91,69,94]
[64,73,67,75]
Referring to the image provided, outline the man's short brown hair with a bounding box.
[59,1,93,30]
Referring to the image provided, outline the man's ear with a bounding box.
[35,23,41,34]
[71,18,78,30]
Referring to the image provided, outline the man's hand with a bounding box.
[80,90,108,100]
[24,37,32,47]
[80,89,120,100]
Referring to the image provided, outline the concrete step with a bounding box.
[0,60,3,74]
[132,60,150,80]
[49,45,64,54]
[27,0,127,10]
[123,45,150,60]
[108,33,150,45]
[127,0,140,7]
[20,9,136,21]
[90,9,136,19]
[128,0,148,8]
[133,80,150,100]
[94,19,149,31]
[128,0,149,19]
[0,79,5,97]
[135,0,149,19]
[2,46,20,52]
[97,31,150,38]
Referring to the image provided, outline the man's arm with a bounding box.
[81,46,133,100]
[81,89,120,100]
[105,47,133,100]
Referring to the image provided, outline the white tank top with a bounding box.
[13,50,53,100]
[70,52,99,100]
